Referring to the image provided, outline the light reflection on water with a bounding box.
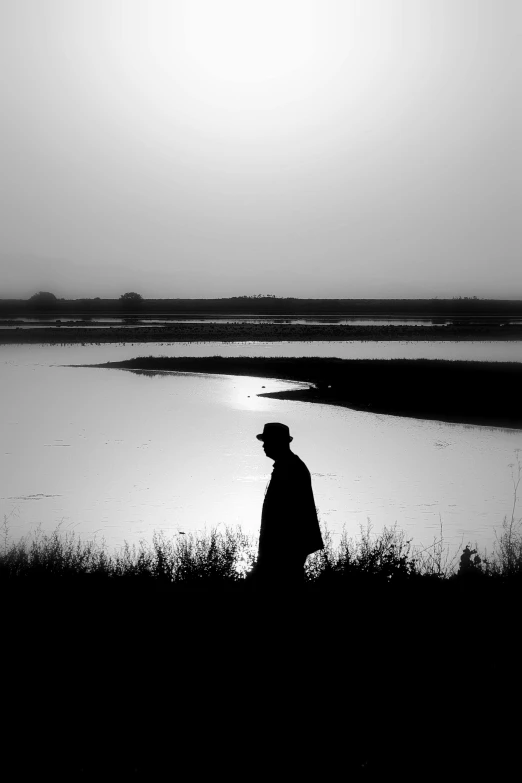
[1,342,521,561]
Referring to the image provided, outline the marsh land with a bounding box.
[3,320,522,343]
[89,355,522,429]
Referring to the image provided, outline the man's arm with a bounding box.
[267,462,320,554]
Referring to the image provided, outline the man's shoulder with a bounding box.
[276,452,310,476]
[292,453,310,471]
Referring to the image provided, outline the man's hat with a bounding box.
[256,422,293,442]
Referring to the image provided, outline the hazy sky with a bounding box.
[1,0,520,299]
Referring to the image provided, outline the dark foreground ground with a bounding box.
[91,356,522,429]
[3,321,522,343]
[4,579,520,779]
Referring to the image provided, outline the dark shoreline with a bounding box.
[6,581,514,779]
[81,355,522,429]
[3,321,522,343]
[5,566,519,778]
[258,387,522,430]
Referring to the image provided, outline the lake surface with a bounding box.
[0,317,454,327]
[2,341,521,562]
[4,339,522,362]
[3,316,522,328]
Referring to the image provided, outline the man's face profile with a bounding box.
[262,437,286,461]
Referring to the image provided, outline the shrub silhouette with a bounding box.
[119,292,144,311]
[306,522,417,586]
[28,291,58,311]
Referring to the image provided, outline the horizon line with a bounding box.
[3,295,522,303]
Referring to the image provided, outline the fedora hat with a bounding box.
[256,422,293,442]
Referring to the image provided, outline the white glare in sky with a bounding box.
[182,1,323,86]
[88,0,408,142]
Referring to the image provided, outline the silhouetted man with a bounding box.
[254,422,324,586]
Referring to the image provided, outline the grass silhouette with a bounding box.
[3,514,521,588]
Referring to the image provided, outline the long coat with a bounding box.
[257,452,324,569]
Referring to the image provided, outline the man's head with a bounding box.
[256,422,293,461]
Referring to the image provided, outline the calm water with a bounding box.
[3,339,522,362]
[1,341,521,560]
[3,317,522,328]
[2,317,442,327]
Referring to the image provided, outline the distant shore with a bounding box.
[3,321,522,343]
[84,355,522,429]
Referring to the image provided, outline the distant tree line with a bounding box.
[1,293,522,318]
[233,294,281,299]
[12,291,145,314]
